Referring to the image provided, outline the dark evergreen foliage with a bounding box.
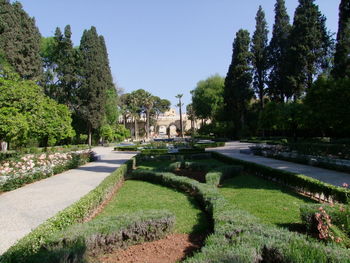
[286,0,332,99]
[333,0,350,79]
[224,29,253,137]
[0,0,42,80]
[78,27,108,145]
[267,0,291,102]
[251,6,269,109]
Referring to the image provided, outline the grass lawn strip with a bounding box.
[220,174,316,227]
[96,180,209,234]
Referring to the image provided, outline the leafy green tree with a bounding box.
[191,74,224,121]
[151,97,170,120]
[268,0,291,102]
[78,27,107,145]
[332,0,350,79]
[287,0,333,99]
[224,29,253,137]
[0,73,74,148]
[0,0,42,80]
[251,6,269,109]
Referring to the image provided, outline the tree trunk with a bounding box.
[88,124,92,147]
[179,106,183,138]
[146,110,150,139]
[134,118,138,141]
[0,141,8,152]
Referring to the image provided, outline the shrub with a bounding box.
[114,145,139,151]
[300,203,350,236]
[0,159,133,263]
[22,210,175,263]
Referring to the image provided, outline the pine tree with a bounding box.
[0,0,42,80]
[251,6,269,109]
[79,27,107,145]
[333,0,350,79]
[287,0,332,99]
[268,0,291,102]
[224,29,253,137]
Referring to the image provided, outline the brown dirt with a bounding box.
[173,169,206,183]
[97,233,204,263]
[83,179,125,222]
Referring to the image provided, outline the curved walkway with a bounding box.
[0,147,135,255]
[210,141,350,187]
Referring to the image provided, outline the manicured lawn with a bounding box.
[96,180,209,234]
[219,174,316,229]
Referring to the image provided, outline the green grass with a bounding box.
[95,180,209,234]
[219,174,316,229]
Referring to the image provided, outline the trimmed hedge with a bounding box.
[205,165,242,186]
[129,169,350,263]
[211,151,350,203]
[194,142,225,149]
[0,159,133,263]
[20,210,175,263]
[114,145,139,151]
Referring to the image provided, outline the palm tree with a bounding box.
[176,94,184,138]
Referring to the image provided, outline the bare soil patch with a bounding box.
[97,233,204,263]
[173,169,206,183]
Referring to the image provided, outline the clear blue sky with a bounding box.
[18,0,339,109]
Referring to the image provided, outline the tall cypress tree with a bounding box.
[224,29,253,137]
[79,27,107,145]
[0,0,42,80]
[99,35,119,126]
[251,6,269,110]
[287,0,332,99]
[333,0,350,79]
[268,0,291,102]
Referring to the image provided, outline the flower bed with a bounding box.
[0,150,93,192]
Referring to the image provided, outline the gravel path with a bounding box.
[0,147,135,255]
[210,141,350,187]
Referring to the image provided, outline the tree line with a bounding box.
[0,0,164,149]
[190,0,350,139]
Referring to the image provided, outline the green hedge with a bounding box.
[114,145,139,151]
[20,210,175,263]
[0,152,92,193]
[205,165,242,186]
[0,159,133,263]
[194,142,225,149]
[129,169,350,262]
[211,151,350,204]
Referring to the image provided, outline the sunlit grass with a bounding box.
[96,180,209,234]
[220,174,316,228]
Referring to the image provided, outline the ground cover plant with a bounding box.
[220,174,316,230]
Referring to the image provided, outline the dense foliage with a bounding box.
[192,0,349,139]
